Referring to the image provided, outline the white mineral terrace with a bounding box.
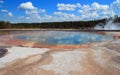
[0,46,50,68]
[40,50,86,75]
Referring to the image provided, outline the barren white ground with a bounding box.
[0,39,120,75]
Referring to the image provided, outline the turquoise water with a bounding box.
[13,31,112,45]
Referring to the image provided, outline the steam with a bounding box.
[94,19,120,30]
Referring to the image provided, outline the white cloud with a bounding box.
[0,0,4,3]
[26,17,30,20]
[111,0,120,10]
[78,2,115,20]
[19,16,24,19]
[79,11,99,20]
[25,12,40,20]
[0,9,13,17]
[25,9,45,15]
[25,10,38,15]
[82,5,92,11]
[8,12,13,17]
[38,9,46,13]
[18,2,46,20]
[92,2,109,10]
[1,9,8,12]
[18,2,36,10]
[24,12,81,22]
[25,9,46,20]
[0,0,4,8]
[53,12,80,21]
[57,3,81,11]
[101,10,115,17]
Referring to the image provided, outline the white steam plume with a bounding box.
[94,19,120,30]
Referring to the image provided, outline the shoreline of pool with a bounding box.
[0,29,120,32]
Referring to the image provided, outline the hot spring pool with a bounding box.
[11,31,112,45]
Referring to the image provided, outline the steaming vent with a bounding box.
[94,18,120,30]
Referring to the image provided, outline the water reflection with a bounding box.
[12,31,112,45]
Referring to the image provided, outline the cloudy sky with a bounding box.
[0,0,120,23]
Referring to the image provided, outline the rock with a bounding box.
[112,56,120,64]
[0,48,8,58]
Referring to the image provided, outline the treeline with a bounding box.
[0,16,120,29]
[11,19,106,29]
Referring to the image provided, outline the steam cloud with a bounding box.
[94,19,120,30]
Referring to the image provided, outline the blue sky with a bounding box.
[0,0,120,23]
